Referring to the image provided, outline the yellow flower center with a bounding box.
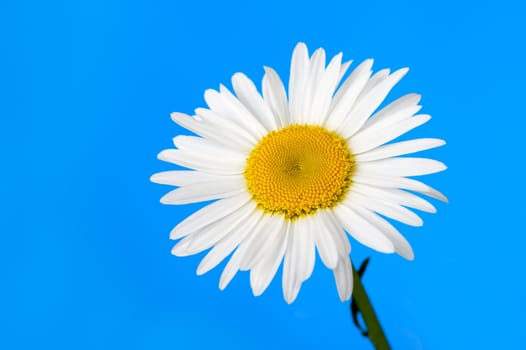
[244,125,355,220]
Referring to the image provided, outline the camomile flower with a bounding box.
[151,43,447,304]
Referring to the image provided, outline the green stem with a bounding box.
[352,263,391,350]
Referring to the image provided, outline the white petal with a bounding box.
[346,190,423,226]
[351,174,448,203]
[295,216,316,282]
[170,112,254,152]
[350,115,431,154]
[171,200,256,256]
[204,87,267,139]
[356,157,447,177]
[392,189,438,213]
[349,204,414,260]
[150,170,221,187]
[417,185,448,203]
[319,211,352,261]
[282,221,304,304]
[311,53,343,125]
[196,210,262,275]
[330,59,373,110]
[172,135,246,158]
[225,215,283,290]
[333,204,395,253]
[194,108,257,151]
[338,68,410,139]
[354,138,446,162]
[172,201,256,256]
[302,48,326,124]
[338,59,353,82]
[218,213,272,290]
[170,237,195,257]
[362,93,422,130]
[360,68,390,97]
[170,112,228,144]
[169,192,250,239]
[170,236,193,256]
[169,112,202,133]
[218,245,244,290]
[288,43,310,124]
[250,219,288,296]
[313,212,341,269]
[157,149,245,175]
[262,66,288,127]
[326,59,373,131]
[240,214,285,271]
[160,176,245,204]
[352,183,436,213]
[333,255,353,301]
[232,73,278,131]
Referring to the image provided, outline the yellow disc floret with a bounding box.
[244,124,355,220]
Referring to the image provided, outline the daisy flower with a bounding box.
[151,43,447,304]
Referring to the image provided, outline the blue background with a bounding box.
[2,0,525,349]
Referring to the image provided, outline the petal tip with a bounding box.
[399,248,415,261]
[339,294,351,302]
[251,284,264,297]
[150,173,160,183]
[169,227,182,240]
[171,245,185,256]
[292,42,309,60]
[160,192,174,205]
[196,265,207,276]
[361,58,374,70]
[170,111,187,123]
[231,72,245,81]
[294,42,308,51]
[157,150,168,161]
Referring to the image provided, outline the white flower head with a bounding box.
[151,43,447,304]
